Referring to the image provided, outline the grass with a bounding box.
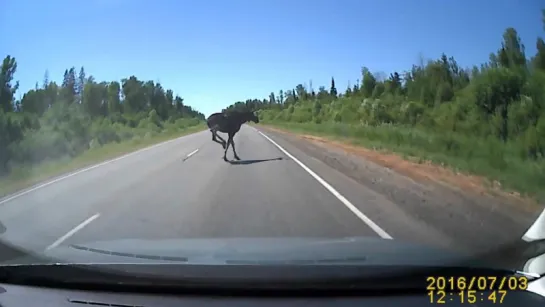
[258,121,545,203]
[0,124,207,198]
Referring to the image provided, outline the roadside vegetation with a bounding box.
[0,56,205,197]
[224,12,545,202]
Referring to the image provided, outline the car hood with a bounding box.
[11,236,488,267]
[3,236,542,290]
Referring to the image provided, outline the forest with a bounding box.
[0,58,205,179]
[224,12,545,201]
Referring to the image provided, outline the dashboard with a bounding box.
[1,283,545,307]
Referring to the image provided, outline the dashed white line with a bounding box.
[186,149,199,159]
[46,213,100,250]
[253,127,393,240]
[182,149,199,162]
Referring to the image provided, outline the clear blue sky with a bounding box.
[2,0,544,117]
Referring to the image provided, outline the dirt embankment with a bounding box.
[264,125,540,211]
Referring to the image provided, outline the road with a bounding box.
[0,125,539,256]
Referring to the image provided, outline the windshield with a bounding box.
[1,0,544,289]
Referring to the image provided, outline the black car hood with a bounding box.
[2,236,541,291]
[32,237,481,267]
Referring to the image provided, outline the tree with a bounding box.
[497,28,527,69]
[330,77,337,98]
[361,67,376,98]
[269,92,276,104]
[76,67,86,101]
[533,38,545,71]
[107,81,121,114]
[0,56,19,112]
[61,67,77,104]
[82,78,103,117]
[43,70,49,89]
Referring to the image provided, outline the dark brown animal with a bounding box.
[206,110,259,161]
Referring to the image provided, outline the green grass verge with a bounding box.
[0,124,207,198]
[258,121,545,203]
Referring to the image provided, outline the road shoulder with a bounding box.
[255,124,541,253]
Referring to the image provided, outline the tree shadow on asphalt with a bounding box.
[227,157,284,165]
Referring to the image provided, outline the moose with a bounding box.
[206,110,260,161]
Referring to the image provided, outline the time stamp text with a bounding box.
[426,276,529,304]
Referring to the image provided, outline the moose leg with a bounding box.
[223,138,230,161]
[215,132,227,147]
[211,130,226,149]
[229,132,240,160]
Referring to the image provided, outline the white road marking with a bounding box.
[46,213,100,250]
[0,132,204,206]
[186,149,199,158]
[253,127,393,239]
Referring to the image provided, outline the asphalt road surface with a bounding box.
[0,125,538,256]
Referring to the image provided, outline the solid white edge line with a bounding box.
[0,131,204,206]
[252,127,393,240]
[46,213,100,250]
[186,149,199,158]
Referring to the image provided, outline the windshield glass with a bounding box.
[1,0,544,287]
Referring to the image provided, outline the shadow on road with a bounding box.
[227,157,284,165]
